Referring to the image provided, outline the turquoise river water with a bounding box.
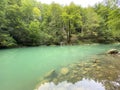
[0,44,120,90]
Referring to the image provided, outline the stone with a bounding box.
[84,68,90,71]
[60,67,69,75]
[109,65,115,69]
[72,70,79,74]
[107,49,119,54]
[82,71,87,74]
[92,64,97,67]
[92,59,100,63]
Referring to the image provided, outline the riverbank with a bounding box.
[0,42,120,49]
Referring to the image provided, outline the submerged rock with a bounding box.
[60,67,69,75]
[92,63,97,67]
[92,59,100,63]
[107,49,119,54]
[44,69,57,79]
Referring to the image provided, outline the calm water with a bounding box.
[0,44,119,90]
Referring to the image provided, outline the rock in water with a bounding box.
[44,69,57,79]
[107,49,119,54]
[60,67,69,75]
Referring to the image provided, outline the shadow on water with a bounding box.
[36,53,120,90]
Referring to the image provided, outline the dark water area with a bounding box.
[0,44,120,90]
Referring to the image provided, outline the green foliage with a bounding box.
[62,2,82,43]
[0,0,120,48]
[82,7,102,36]
[108,8,120,30]
[96,30,115,43]
[0,33,17,48]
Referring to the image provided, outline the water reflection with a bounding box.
[38,78,105,90]
[36,53,120,90]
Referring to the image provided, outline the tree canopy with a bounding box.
[0,0,120,48]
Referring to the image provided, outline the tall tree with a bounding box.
[62,2,82,43]
[82,7,102,37]
[107,8,120,41]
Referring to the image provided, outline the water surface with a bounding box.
[0,44,119,90]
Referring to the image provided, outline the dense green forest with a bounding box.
[0,0,120,48]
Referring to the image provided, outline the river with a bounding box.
[0,44,119,90]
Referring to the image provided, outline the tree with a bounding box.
[107,8,120,41]
[0,0,120,48]
[0,0,7,29]
[81,7,102,37]
[0,32,17,48]
[47,2,64,44]
[62,2,82,43]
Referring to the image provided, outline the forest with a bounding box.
[0,0,120,48]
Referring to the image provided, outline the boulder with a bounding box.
[107,49,119,54]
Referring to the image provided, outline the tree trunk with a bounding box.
[67,20,71,43]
